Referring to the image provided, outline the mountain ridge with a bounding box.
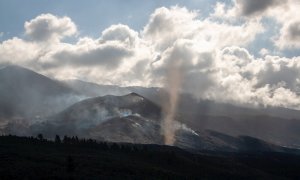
[0,65,85,123]
[2,65,300,150]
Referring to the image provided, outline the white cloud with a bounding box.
[0,37,40,66]
[101,24,139,48]
[1,6,300,110]
[214,0,300,50]
[44,41,133,69]
[150,39,216,94]
[144,6,264,51]
[25,14,77,42]
[143,6,199,51]
[275,19,300,49]
[209,49,300,109]
[259,48,269,56]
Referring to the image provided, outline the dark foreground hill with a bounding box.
[0,135,300,179]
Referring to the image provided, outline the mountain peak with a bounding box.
[126,92,143,97]
[1,64,29,72]
[123,92,148,102]
[0,64,76,118]
[0,65,42,78]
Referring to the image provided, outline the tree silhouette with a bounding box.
[37,133,43,141]
[55,135,61,144]
[75,136,79,143]
[63,135,70,144]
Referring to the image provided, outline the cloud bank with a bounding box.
[1,2,300,109]
[25,14,77,42]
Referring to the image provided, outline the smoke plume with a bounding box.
[161,58,183,145]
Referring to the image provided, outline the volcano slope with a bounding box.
[27,93,296,154]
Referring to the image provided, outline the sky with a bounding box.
[1,0,300,109]
[0,0,217,39]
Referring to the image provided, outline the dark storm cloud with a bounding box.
[239,0,283,16]
[288,21,300,40]
[256,64,300,90]
[51,44,133,69]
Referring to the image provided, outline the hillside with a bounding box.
[2,66,300,149]
[62,79,300,148]
[0,65,80,118]
[24,93,295,153]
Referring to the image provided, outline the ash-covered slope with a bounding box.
[28,93,292,153]
[89,115,163,144]
[68,80,300,148]
[89,115,289,153]
[30,93,161,137]
[124,88,300,148]
[0,65,80,118]
[174,94,300,148]
[53,92,161,123]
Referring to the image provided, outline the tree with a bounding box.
[75,136,79,143]
[55,135,61,144]
[37,134,43,141]
[63,135,69,144]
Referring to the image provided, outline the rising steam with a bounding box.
[161,58,183,145]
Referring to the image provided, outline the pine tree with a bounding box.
[37,133,43,141]
[55,135,61,144]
